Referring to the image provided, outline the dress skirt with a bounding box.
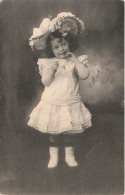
[27,100,92,134]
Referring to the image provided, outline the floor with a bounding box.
[0,112,124,195]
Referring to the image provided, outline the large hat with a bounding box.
[29,12,85,50]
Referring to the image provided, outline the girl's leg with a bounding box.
[63,134,78,167]
[49,134,61,146]
[48,134,60,168]
[63,134,76,146]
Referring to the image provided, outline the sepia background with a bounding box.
[0,0,124,194]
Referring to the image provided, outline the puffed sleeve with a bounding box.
[77,55,88,67]
[37,58,55,77]
[74,55,89,76]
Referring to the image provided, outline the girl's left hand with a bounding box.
[66,52,78,62]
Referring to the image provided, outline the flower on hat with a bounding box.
[30,28,43,39]
[30,18,51,40]
[39,18,51,34]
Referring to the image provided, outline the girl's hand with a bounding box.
[53,61,59,73]
[66,52,78,62]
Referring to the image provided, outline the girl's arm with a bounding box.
[66,53,89,80]
[42,69,55,87]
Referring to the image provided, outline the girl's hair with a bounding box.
[45,30,79,58]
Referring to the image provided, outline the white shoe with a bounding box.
[65,147,78,167]
[48,147,59,168]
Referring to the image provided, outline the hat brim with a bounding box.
[34,32,50,50]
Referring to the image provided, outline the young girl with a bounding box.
[27,12,92,168]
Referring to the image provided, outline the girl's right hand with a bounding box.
[53,61,59,72]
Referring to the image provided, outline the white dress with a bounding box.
[27,55,92,134]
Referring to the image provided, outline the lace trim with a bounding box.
[27,118,92,134]
[27,122,92,134]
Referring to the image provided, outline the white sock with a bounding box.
[48,147,59,168]
[65,146,78,167]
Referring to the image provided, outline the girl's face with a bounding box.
[50,37,70,59]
